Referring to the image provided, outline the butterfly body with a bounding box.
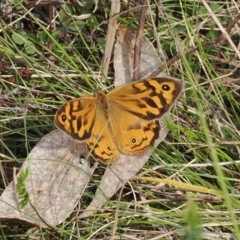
[55,77,182,163]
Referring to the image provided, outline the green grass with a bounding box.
[0,0,240,239]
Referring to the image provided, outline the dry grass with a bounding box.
[0,0,240,239]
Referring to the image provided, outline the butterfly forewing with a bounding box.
[108,78,182,120]
[55,97,97,141]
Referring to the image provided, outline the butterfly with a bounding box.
[54,77,182,163]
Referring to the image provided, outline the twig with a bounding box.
[101,0,121,82]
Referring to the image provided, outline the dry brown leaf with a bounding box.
[114,25,165,86]
[0,129,91,227]
[101,0,121,81]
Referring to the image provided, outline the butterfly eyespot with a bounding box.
[61,114,67,122]
[131,138,137,144]
[162,84,170,91]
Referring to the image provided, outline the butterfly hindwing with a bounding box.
[86,108,120,162]
[106,99,160,155]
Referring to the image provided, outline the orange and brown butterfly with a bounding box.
[54,77,182,163]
